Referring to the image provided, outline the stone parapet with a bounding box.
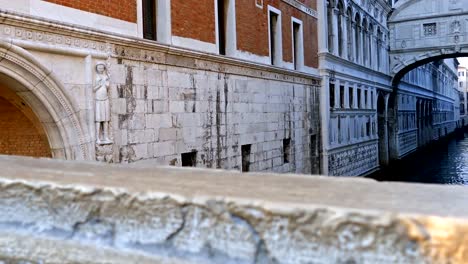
[0,155,467,263]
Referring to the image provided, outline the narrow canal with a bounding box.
[369,131,468,185]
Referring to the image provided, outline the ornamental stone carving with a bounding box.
[94,62,112,145]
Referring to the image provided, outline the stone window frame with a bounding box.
[268,5,283,66]
[137,0,172,44]
[291,16,304,71]
[215,0,237,56]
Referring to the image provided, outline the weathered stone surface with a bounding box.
[0,155,468,263]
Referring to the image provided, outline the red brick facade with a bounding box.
[44,0,137,23]
[236,0,318,68]
[44,0,318,68]
[171,0,217,44]
[0,97,51,158]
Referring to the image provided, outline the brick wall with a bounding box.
[0,97,51,158]
[44,0,137,22]
[236,0,318,68]
[171,0,216,44]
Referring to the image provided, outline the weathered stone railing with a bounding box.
[0,155,468,263]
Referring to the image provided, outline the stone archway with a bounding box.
[0,41,91,160]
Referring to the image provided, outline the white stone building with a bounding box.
[318,0,392,176]
[319,0,461,176]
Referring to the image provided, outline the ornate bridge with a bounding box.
[389,0,468,85]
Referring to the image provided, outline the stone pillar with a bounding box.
[353,83,358,109]
[318,0,328,53]
[350,22,356,62]
[334,79,340,108]
[344,82,350,108]
[359,27,365,65]
[370,34,376,70]
[342,14,348,59]
[320,75,330,175]
[332,8,340,56]
[367,88,372,109]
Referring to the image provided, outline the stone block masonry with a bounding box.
[109,45,321,174]
[1,155,468,263]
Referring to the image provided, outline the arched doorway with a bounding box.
[0,41,92,160]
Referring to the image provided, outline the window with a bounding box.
[357,88,362,108]
[292,19,303,70]
[182,151,197,167]
[364,90,368,109]
[269,7,281,66]
[349,86,354,108]
[423,23,437,37]
[330,82,335,108]
[283,138,291,163]
[340,85,345,108]
[461,82,463,88]
[217,0,227,55]
[143,0,157,40]
[241,144,252,172]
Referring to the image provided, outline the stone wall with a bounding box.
[1,155,468,263]
[0,11,321,174]
[108,46,320,173]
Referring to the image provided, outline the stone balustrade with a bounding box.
[0,155,467,263]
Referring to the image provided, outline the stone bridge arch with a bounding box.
[0,40,91,160]
[389,0,468,85]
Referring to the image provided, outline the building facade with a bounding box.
[0,1,322,174]
[318,0,461,176]
[318,0,392,176]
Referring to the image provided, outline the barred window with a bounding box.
[423,23,437,36]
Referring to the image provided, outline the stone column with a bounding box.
[353,83,358,109]
[332,8,340,56]
[350,22,356,62]
[370,34,376,70]
[320,75,331,175]
[359,27,365,65]
[344,82,350,108]
[342,14,348,59]
[334,79,340,108]
[367,88,372,109]
[318,0,329,53]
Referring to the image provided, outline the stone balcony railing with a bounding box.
[0,155,467,263]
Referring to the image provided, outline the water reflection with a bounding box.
[369,132,468,185]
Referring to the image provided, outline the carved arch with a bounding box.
[0,40,92,160]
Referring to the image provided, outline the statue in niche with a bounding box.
[94,62,112,145]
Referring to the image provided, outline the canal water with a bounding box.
[369,131,468,185]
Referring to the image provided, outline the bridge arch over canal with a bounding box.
[389,0,468,85]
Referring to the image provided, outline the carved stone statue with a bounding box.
[94,62,112,145]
